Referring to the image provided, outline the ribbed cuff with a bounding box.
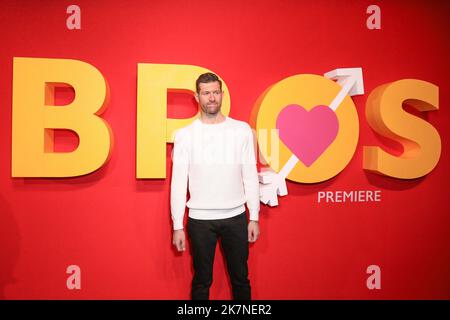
[249,209,259,221]
[173,219,184,230]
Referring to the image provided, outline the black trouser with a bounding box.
[187,212,251,300]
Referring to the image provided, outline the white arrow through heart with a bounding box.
[259,68,365,206]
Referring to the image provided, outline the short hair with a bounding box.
[195,72,222,93]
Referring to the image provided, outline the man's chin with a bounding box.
[205,107,220,114]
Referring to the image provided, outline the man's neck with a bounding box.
[199,112,226,124]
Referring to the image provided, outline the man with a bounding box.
[170,72,260,300]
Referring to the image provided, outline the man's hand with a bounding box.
[248,220,260,243]
[172,229,186,252]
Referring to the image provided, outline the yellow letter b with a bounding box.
[12,57,112,177]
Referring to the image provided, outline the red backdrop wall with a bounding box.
[0,0,449,299]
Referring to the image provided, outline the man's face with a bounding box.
[195,81,223,115]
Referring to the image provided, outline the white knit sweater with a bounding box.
[170,116,260,230]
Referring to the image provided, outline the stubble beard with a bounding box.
[203,102,221,115]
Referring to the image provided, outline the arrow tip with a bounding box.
[324,67,364,96]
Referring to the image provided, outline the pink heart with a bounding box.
[276,104,339,167]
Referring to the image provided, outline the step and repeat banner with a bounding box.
[0,0,449,299]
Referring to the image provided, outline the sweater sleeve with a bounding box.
[241,126,260,221]
[170,129,189,230]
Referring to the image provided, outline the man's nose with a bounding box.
[208,93,216,101]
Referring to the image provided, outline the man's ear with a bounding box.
[194,92,199,103]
